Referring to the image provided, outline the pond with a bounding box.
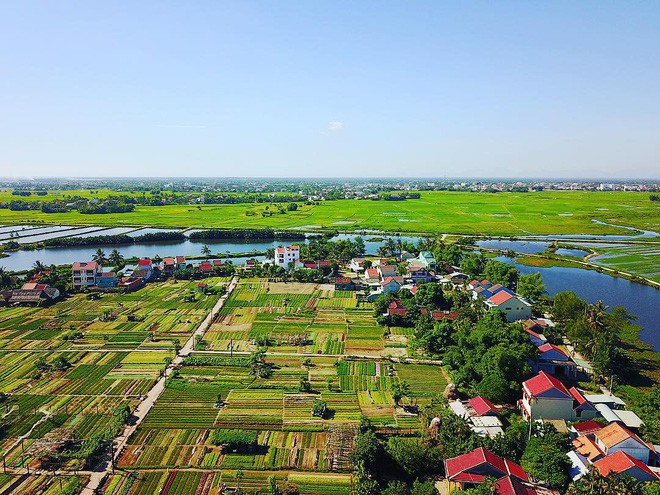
[494,256,659,350]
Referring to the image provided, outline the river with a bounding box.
[494,256,659,350]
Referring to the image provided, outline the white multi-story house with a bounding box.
[274,245,300,268]
[72,261,103,289]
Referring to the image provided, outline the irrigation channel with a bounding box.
[1,224,658,349]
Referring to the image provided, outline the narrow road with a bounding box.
[80,276,239,495]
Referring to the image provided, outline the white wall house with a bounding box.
[594,423,653,464]
[274,245,300,269]
[72,261,103,289]
[485,291,532,322]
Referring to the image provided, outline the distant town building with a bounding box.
[72,261,103,289]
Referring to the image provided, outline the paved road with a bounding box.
[80,276,239,495]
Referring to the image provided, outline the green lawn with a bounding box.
[1,191,658,236]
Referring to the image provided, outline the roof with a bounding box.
[138,259,152,266]
[568,387,589,405]
[488,290,515,305]
[335,277,352,284]
[276,247,285,254]
[430,310,459,321]
[99,272,116,278]
[445,447,528,483]
[593,451,658,480]
[538,343,568,357]
[381,276,402,286]
[572,436,605,461]
[572,420,604,435]
[175,256,186,263]
[494,476,560,495]
[595,422,648,450]
[72,261,99,270]
[469,396,498,416]
[365,268,379,278]
[163,257,175,264]
[523,371,571,398]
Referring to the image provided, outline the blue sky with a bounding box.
[1,1,659,178]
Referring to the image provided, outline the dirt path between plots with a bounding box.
[80,276,239,495]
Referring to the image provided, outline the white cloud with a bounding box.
[327,120,343,131]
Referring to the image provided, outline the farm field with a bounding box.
[591,243,660,283]
[1,191,658,236]
[0,277,447,494]
[205,280,396,357]
[0,278,227,351]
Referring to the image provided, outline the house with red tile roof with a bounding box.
[430,310,460,321]
[519,371,576,421]
[363,268,380,284]
[444,447,528,491]
[163,257,176,275]
[568,387,598,421]
[494,476,560,495]
[533,343,578,378]
[334,277,355,291]
[199,261,213,273]
[593,423,654,463]
[485,290,532,322]
[380,276,403,294]
[175,256,187,269]
[572,434,605,463]
[593,451,658,482]
[570,420,604,438]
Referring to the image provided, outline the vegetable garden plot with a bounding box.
[357,390,396,425]
[119,428,212,468]
[394,363,447,397]
[337,360,392,391]
[252,430,328,470]
[215,389,284,429]
[320,391,361,422]
[143,379,221,429]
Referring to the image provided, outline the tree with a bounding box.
[351,430,381,473]
[516,272,545,301]
[565,469,644,495]
[391,380,411,406]
[108,249,124,267]
[201,244,211,256]
[411,480,437,495]
[483,260,518,288]
[385,437,442,480]
[521,437,570,490]
[33,260,46,272]
[92,249,107,265]
[0,267,13,290]
[382,481,409,495]
[414,283,447,310]
[299,377,312,392]
[460,253,486,278]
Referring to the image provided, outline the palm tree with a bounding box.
[33,260,45,272]
[587,300,609,332]
[0,267,12,289]
[201,244,211,256]
[92,248,108,265]
[108,249,124,267]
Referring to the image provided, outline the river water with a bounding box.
[495,256,659,350]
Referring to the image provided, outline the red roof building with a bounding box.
[445,448,529,490]
[571,420,604,437]
[593,451,658,482]
[495,477,560,495]
[468,396,499,417]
